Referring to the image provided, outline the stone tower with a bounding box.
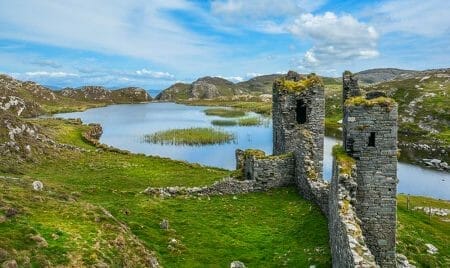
[343,76,398,266]
[342,71,361,113]
[272,71,326,207]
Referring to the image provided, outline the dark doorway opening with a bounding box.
[296,99,307,124]
[246,172,252,180]
[368,132,376,147]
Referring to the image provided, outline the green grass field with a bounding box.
[0,118,449,267]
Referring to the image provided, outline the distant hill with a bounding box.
[0,74,151,116]
[156,76,239,101]
[354,68,418,84]
[155,73,341,101]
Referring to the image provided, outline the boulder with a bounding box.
[1,260,17,268]
[32,181,43,191]
[230,261,246,268]
[160,219,169,230]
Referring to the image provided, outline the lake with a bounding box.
[55,102,450,200]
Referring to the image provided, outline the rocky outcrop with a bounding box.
[156,76,236,101]
[60,86,151,103]
[112,87,151,103]
[355,68,417,84]
[1,74,151,117]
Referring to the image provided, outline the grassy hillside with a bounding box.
[1,118,448,266]
[0,118,331,267]
[0,74,151,116]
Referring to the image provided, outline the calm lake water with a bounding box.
[55,102,450,200]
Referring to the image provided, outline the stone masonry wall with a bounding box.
[237,149,295,188]
[329,153,378,267]
[343,102,398,267]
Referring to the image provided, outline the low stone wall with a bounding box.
[237,149,295,188]
[82,123,103,146]
[143,177,269,197]
[329,155,378,267]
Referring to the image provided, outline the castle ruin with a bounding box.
[236,71,398,267]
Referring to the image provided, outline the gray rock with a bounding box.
[30,235,48,248]
[160,219,169,230]
[1,260,17,268]
[425,243,438,254]
[230,261,246,268]
[32,180,43,191]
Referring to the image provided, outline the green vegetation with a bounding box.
[344,96,396,108]
[211,117,263,127]
[238,117,262,126]
[211,119,238,126]
[144,127,236,145]
[397,195,450,267]
[203,108,246,118]
[0,118,332,267]
[274,74,323,93]
[332,145,356,175]
[243,149,266,159]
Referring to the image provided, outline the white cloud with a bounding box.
[218,76,244,83]
[24,71,78,78]
[0,0,221,72]
[30,59,62,68]
[288,12,379,68]
[135,69,175,79]
[210,0,326,33]
[367,0,450,37]
[211,0,324,19]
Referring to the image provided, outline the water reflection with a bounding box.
[55,102,450,200]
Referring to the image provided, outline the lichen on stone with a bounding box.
[344,96,396,108]
[274,73,323,93]
[243,149,266,159]
[332,145,356,175]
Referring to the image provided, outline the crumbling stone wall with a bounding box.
[343,96,398,267]
[233,71,398,268]
[342,71,361,111]
[329,150,378,267]
[236,149,294,188]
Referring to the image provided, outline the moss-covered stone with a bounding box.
[332,145,356,175]
[243,149,266,159]
[344,96,396,108]
[274,74,323,93]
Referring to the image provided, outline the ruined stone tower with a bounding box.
[272,71,328,211]
[342,70,361,112]
[343,73,398,267]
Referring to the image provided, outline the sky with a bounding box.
[0,0,449,90]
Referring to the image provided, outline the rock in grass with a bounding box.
[5,208,18,218]
[30,235,48,248]
[160,219,169,230]
[0,249,8,261]
[1,260,17,268]
[230,261,246,268]
[425,243,438,254]
[32,180,43,191]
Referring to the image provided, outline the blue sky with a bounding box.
[0,0,449,90]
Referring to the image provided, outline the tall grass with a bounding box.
[203,108,245,118]
[144,127,235,145]
[238,117,262,126]
[211,120,238,126]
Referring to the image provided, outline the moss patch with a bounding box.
[274,74,323,93]
[243,149,266,159]
[344,96,396,108]
[332,145,356,175]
